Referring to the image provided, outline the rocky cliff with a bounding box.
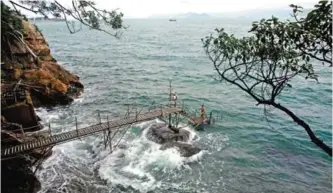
[1,11,83,193]
[1,17,83,107]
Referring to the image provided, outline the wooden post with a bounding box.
[103,130,106,149]
[97,110,101,124]
[169,79,172,107]
[48,122,52,137]
[169,80,172,128]
[75,117,80,140]
[107,115,112,152]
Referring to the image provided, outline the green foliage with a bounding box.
[15,0,125,37]
[203,1,332,88]
[202,1,332,156]
[1,1,23,34]
[250,1,332,67]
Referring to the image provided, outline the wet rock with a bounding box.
[1,157,41,193]
[1,101,41,131]
[144,123,201,157]
[145,123,190,144]
[160,142,201,157]
[117,144,127,149]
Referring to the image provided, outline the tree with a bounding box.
[1,0,125,73]
[4,0,125,37]
[202,1,332,156]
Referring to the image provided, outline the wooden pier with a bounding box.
[1,107,184,157]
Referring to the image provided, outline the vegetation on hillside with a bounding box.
[203,1,332,156]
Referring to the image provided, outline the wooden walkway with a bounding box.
[1,107,183,157]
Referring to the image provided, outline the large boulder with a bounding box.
[145,123,190,144]
[144,123,201,157]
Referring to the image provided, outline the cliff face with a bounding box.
[1,14,84,193]
[1,18,83,107]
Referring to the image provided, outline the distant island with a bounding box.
[149,9,311,20]
[150,12,211,19]
[177,12,210,18]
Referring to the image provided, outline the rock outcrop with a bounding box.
[144,123,201,157]
[1,17,83,107]
[1,10,83,193]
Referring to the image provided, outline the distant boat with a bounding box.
[169,19,177,22]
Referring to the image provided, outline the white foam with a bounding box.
[36,118,204,193]
[35,107,60,123]
[74,97,84,103]
[96,119,203,192]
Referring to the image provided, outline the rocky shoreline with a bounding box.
[1,13,83,193]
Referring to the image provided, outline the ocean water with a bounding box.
[34,19,332,193]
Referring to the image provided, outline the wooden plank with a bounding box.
[44,138,51,146]
[23,143,28,151]
[86,126,94,133]
[95,125,103,131]
[29,142,34,150]
[32,142,38,149]
[61,133,69,140]
[53,135,60,142]
[27,143,31,150]
[14,145,18,153]
[64,133,72,140]
[8,147,13,155]
[4,148,9,156]
[29,142,35,150]
[7,147,12,155]
[36,140,42,148]
[56,135,63,141]
[13,145,18,154]
[20,144,24,152]
[116,120,123,126]
[87,127,96,133]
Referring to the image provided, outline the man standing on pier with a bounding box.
[200,104,206,121]
[172,92,178,107]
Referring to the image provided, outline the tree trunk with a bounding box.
[270,102,332,157]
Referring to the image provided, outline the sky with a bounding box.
[5,0,318,18]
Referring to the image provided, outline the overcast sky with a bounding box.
[5,0,318,18]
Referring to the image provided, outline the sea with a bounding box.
[33,18,332,193]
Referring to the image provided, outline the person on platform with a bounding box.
[172,92,178,107]
[200,104,206,121]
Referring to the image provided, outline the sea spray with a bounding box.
[96,118,204,191]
